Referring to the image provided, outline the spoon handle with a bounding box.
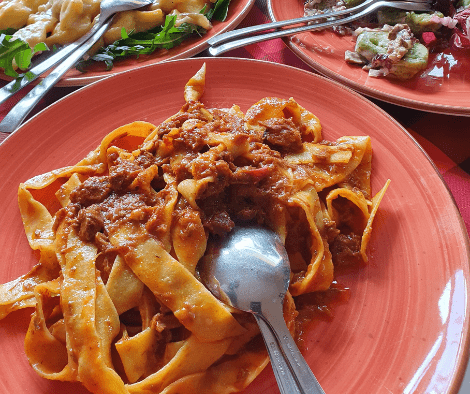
[254,315,304,394]
[260,305,326,394]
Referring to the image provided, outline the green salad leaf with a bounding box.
[0,29,48,78]
[206,0,231,21]
[76,15,203,71]
[0,0,230,75]
[78,0,231,70]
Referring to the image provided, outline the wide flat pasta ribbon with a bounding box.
[128,334,233,393]
[286,136,371,192]
[116,327,160,383]
[58,229,127,394]
[106,255,144,316]
[244,97,322,143]
[0,263,59,320]
[288,185,334,295]
[326,187,370,235]
[109,223,246,343]
[171,204,207,274]
[24,280,72,380]
[361,180,391,261]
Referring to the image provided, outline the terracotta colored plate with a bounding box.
[0,0,254,87]
[268,0,470,116]
[0,58,469,394]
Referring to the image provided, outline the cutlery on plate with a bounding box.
[199,226,326,394]
[0,0,154,134]
[207,0,433,56]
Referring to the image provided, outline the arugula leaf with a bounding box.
[77,15,203,71]
[0,0,230,75]
[206,0,231,21]
[78,0,231,71]
[0,30,48,78]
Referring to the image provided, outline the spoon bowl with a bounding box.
[200,226,326,394]
[201,226,290,312]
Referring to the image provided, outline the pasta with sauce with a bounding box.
[0,64,389,394]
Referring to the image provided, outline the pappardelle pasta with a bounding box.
[0,64,389,394]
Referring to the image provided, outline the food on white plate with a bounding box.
[0,63,389,394]
[304,0,470,80]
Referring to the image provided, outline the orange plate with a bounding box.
[268,0,470,116]
[0,58,469,394]
[0,0,254,87]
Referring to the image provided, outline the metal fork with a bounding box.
[207,0,433,56]
[0,0,153,134]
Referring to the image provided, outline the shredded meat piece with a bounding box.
[332,197,364,234]
[157,112,192,138]
[134,150,156,168]
[330,233,363,267]
[203,211,235,236]
[261,118,303,153]
[94,232,115,253]
[109,158,141,190]
[174,124,208,151]
[323,218,340,243]
[99,193,149,232]
[158,102,210,138]
[77,205,104,242]
[195,160,233,200]
[170,155,197,183]
[231,166,272,184]
[225,184,270,224]
[69,177,112,206]
[175,209,202,239]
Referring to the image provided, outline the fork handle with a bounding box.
[208,0,431,56]
[207,0,375,47]
[208,9,365,56]
[0,16,113,134]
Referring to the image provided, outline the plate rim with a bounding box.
[1,56,470,393]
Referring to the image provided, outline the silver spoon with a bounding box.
[200,226,326,394]
[0,0,153,134]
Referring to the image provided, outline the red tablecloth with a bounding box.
[0,0,469,240]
